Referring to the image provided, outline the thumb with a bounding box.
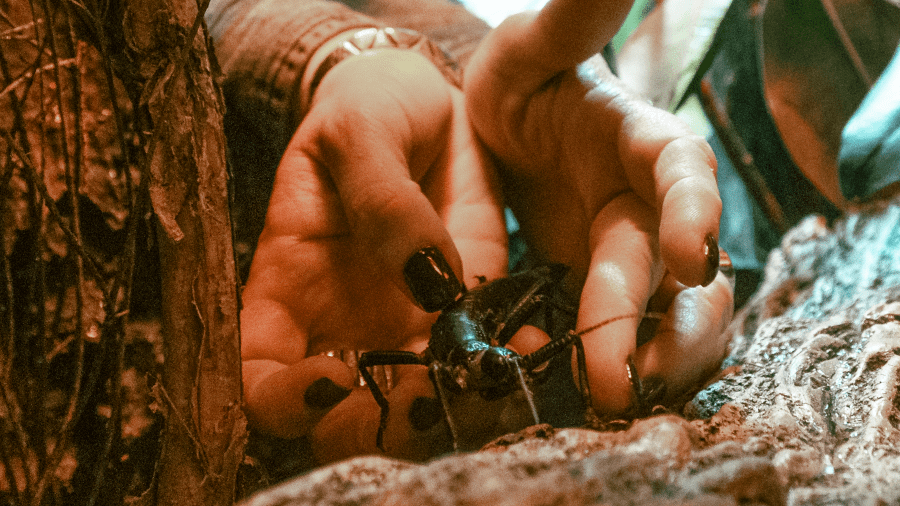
[299,50,467,311]
[466,0,632,99]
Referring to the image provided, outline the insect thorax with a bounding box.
[428,308,491,364]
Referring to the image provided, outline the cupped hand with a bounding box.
[240,49,509,463]
[464,0,733,414]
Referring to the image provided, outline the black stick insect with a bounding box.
[358,264,641,451]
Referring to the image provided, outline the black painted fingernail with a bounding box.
[403,247,463,312]
[640,376,667,407]
[626,355,642,402]
[408,396,443,431]
[304,377,351,409]
[627,355,668,412]
[702,234,719,287]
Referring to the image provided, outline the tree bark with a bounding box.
[117,1,247,504]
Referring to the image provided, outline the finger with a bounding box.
[245,153,434,353]
[311,360,535,463]
[311,365,452,463]
[296,50,465,311]
[466,1,633,97]
[632,269,734,396]
[577,192,666,413]
[242,355,355,439]
[422,91,509,285]
[616,102,723,287]
[507,325,551,356]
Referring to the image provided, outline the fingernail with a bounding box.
[304,377,351,409]
[408,396,443,431]
[626,356,667,411]
[702,234,719,287]
[718,247,734,280]
[639,376,667,407]
[626,355,642,402]
[403,247,462,312]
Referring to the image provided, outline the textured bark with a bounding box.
[117,1,247,505]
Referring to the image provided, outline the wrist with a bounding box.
[296,27,461,121]
[298,27,374,120]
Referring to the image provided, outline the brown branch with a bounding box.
[698,77,789,235]
[156,380,211,474]
[31,3,90,500]
[0,19,41,40]
[0,58,76,100]
[0,434,24,506]
[0,384,29,502]
[84,317,127,506]
[113,0,248,504]
[0,8,16,27]
[66,0,148,343]
[0,152,17,386]
[0,40,34,504]
[2,131,107,282]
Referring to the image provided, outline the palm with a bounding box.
[244,166,450,359]
[499,73,637,276]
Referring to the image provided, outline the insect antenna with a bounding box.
[518,314,639,372]
[573,313,642,339]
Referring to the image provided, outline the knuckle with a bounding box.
[345,178,421,228]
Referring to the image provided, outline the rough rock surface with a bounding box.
[241,198,900,506]
[241,418,786,506]
[689,199,900,505]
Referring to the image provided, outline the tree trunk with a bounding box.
[118,1,247,504]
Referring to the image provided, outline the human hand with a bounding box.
[464,0,733,413]
[240,48,510,463]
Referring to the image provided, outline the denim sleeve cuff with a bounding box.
[207,0,381,145]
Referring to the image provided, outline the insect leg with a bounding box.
[358,351,424,452]
[519,328,580,372]
[491,264,569,346]
[541,296,576,350]
[494,293,549,347]
[520,314,641,423]
[428,362,460,452]
[570,331,604,425]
